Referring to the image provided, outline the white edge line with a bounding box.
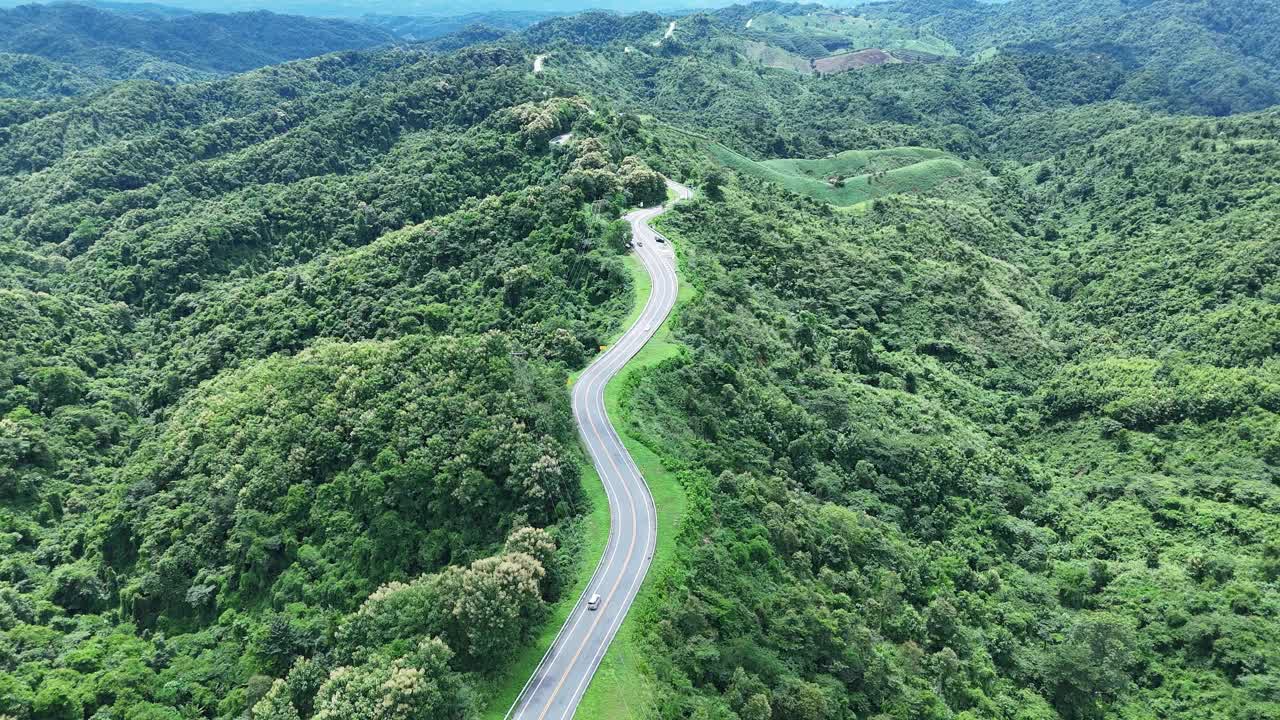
[555,237,674,718]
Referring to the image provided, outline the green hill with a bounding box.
[746,7,958,58]
[0,52,104,98]
[361,10,563,41]
[858,0,1280,115]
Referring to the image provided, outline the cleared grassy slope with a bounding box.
[749,10,958,57]
[709,143,979,206]
[741,39,813,74]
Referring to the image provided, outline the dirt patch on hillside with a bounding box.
[814,48,896,73]
[813,48,941,75]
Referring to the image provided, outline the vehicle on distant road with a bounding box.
[587,593,601,611]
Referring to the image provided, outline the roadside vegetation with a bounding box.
[577,244,696,719]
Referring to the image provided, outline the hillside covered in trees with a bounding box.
[621,108,1279,719]
[861,0,1280,115]
[0,1,1277,719]
[0,40,671,716]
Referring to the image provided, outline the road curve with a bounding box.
[506,179,692,720]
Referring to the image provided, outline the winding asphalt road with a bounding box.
[505,179,692,720]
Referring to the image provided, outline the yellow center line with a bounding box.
[554,244,670,715]
[534,403,639,720]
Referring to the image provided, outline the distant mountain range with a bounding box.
[0,0,745,15]
[0,2,393,95]
[360,9,564,41]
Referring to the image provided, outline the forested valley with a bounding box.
[0,1,1277,719]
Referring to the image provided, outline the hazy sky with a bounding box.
[1,0,773,17]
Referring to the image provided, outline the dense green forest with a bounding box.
[1,1,1277,718]
[861,0,1280,115]
[521,3,1280,718]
